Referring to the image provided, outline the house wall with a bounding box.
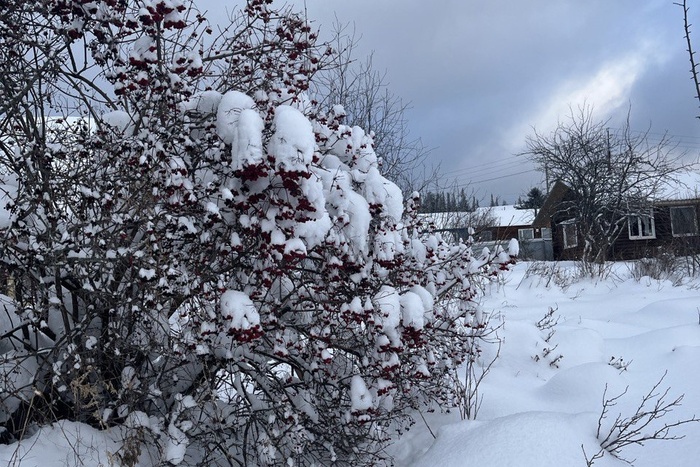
[482,224,545,242]
[441,224,541,243]
[548,202,700,261]
[551,222,583,261]
[611,203,700,260]
[539,179,700,262]
[493,225,525,241]
[533,181,570,229]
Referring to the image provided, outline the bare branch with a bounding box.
[676,1,700,117]
[595,372,700,464]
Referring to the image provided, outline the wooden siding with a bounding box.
[550,221,583,260]
[610,203,700,260]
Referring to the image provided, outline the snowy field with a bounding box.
[2,261,699,466]
[392,261,700,467]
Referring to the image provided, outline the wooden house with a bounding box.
[534,175,700,261]
[471,205,539,242]
[420,205,553,259]
[420,206,537,241]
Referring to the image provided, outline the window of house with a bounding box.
[478,230,493,242]
[518,228,534,241]
[670,206,699,236]
[541,227,552,239]
[562,220,577,249]
[628,211,655,240]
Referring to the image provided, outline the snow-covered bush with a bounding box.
[0,1,513,464]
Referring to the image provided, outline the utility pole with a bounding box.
[606,128,612,170]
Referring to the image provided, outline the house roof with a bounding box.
[417,211,473,230]
[532,172,700,227]
[533,180,571,228]
[473,205,535,227]
[419,205,535,230]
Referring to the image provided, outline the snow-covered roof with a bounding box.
[419,205,535,230]
[474,205,536,227]
[417,212,473,230]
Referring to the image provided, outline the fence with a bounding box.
[437,228,554,261]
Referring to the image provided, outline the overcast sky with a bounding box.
[196,0,700,203]
[206,1,700,203]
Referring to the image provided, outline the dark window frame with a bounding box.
[670,206,699,237]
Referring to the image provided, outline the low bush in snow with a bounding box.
[586,373,700,466]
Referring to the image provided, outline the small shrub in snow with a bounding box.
[628,245,700,286]
[456,314,502,421]
[629,251,683,286]
[588,373,700,465]
[535,305,560,338]
[521,261,578,290]
[608,356,632,373]
[532,306,563,368]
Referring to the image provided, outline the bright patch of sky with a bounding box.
[295,0,700,202]
[504,39,673,159]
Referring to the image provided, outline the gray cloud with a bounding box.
[206,0,700,202]
[314,1,700,201]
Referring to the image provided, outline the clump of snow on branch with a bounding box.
[220,290,261,340]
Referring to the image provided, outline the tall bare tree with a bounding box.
[523,107,682,274]
[677,0,700,115]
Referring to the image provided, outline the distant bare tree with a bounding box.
[312,22,437,193]
[523,106,682,275]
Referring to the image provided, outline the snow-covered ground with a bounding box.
[392,261,700,467]
[2,261,699,466]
